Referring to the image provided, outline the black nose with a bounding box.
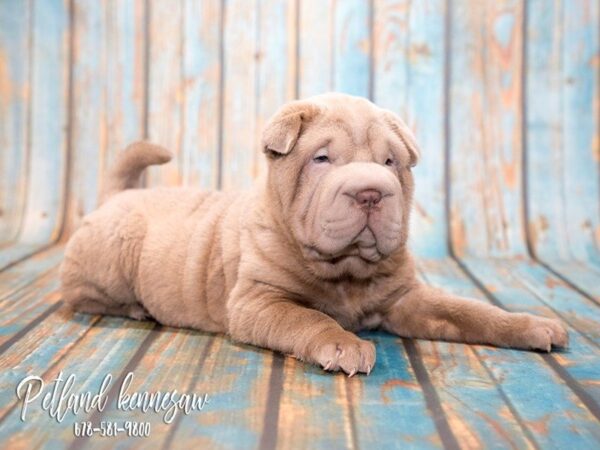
[354,189,382,208]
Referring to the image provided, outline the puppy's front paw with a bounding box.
[307,331,376,376]
[517,314,569,352]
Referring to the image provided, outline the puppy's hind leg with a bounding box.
[62,283,151,321]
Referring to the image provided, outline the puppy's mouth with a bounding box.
[304,243,384,265]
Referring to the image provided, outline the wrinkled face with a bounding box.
[263,94,419,280]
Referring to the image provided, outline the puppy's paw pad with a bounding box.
[312,334,376,376]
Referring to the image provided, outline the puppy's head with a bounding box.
[262,93,419,280]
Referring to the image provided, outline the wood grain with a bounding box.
[449,0,526,258]
[0,1,598,448]
[373,0,447,258]
[0,0,30,246]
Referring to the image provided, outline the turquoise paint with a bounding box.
[182,0,221,189]
[18,0,69,246]
[459,257,600,404]
[373,0,448,258]
[422,258,600,447]
[0,1,599,447]
[71,0,106,223]
[0,0,29,245]
[417,263,537,448]
[353,331,441,449]
[221,0,258,189]
[333,0,371,96]
[147,0,184,188]
[0,317,154,446]
[167,341,270,448]
[449,0,527,258]
[526,0,600,298]
[0,247,63,300]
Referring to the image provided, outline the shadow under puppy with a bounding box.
[60,93,568,376]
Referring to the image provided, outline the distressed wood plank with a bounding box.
[221,0,257,190]
[460,257,600,402]
[560,0,600,264]
[275,358,351,449]
[0,308,100,421]
[0,246,63,300]
[333,0,371,96]
[412,270,535,448]
[298,0,334,97]
[67,0,107,233]
[420,258,600,447]
[350,332,443,449]
[0,269,61,348]
[66,0,146,234]
[525,0,600,297]
[373,0,447,257]
[449,0,526,258]
[265,3,375,447]
[147,0,183,187]
[0,0,30,245]
[104,0,146,179]
[253,0,298,181]
[16,0,70,247]
[0,0,70,269]
[56,327,213,448]
[541,260,600,302]
[0,316,155,448]
[181,0,221,189]
[156,338,272,448]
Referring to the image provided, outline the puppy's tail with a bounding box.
[100,141,173,203]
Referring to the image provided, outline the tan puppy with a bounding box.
[61,93,568,375]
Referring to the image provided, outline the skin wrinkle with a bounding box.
[204,208,226,329]
[61,94,569,375]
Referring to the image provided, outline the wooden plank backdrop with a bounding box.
[0,0,600,449]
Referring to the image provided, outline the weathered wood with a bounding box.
[69,0,106,229]
[254,0,298,182]
[298,0,334,97]
[525,0,600,298]
[0,316,155,447]
[460,257,600,402]
[373,0,447,258]
[0,1,598,448]
[333,0,371,96]
[350,332,443,449]
[0,246,63,300]
[420,258,600,447]
[274,357,352,449]
[66,0,146,234]
[449,0,527,258]
[0,306,100,421]
[59,328,214,448]
[0,0,70,269]
[181,0,221,189]
[147,0,184,187]
[414,268,534,448]
[221,0,258,190]
[0,0,30,246]
[157,338,273,448]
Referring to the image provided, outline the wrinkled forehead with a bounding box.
[299,103,409,163]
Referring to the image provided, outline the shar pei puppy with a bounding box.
[61,93,568,376]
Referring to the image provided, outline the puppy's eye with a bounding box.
[385,158,394,166]
[314,155,329,163]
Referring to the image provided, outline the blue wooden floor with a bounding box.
[1,0,600,448]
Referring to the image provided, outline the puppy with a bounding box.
[61,93,568,375]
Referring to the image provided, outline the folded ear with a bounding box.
[262,100,322,157]
[381,110,420,167]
